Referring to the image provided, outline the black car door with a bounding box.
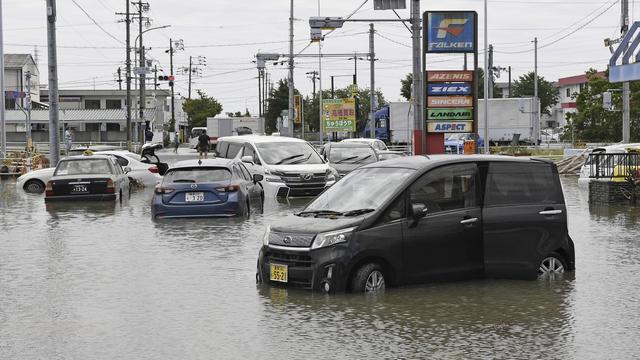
[402,163,484,283]
[482,162,567,279]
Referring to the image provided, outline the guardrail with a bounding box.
[588,153,640,180]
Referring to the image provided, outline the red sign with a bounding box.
[427,71,473,82]
[427,96,473,107]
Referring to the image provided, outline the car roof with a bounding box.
[170,158,236,169]
[327,142,374,149]
[342,138,380,143]
[360,154,551,170]
[217,135,307,144]
[60,154,115,160]
[592,143,640,152]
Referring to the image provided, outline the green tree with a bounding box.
[400,73,412,100]
[475,68,503,99]
[512,71,558,115]
[565,69,640,142]
[182,90,223,128]
[264,79,300,134]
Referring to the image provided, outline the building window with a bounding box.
[566,88,571,97]
[106,99,122,109]
[106,123,121,131]
[4,98,16,110]
[85,99,101,109]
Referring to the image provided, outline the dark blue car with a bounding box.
[151,159,264,219]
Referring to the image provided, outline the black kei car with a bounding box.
[257,155,575,293]
[45,155,130,202]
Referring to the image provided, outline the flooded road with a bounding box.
[1,175,639,359]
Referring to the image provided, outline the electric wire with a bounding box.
[71,0,125,45]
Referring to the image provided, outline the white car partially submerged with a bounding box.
[16,149,165,193]
[578,143,640,185]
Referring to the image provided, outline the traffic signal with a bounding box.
[157,75,175,87]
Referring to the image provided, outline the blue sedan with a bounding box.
[151,159,264,219]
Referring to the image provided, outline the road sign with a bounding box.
[609,21,640,82]
[427,96,473,107]
[427,83,472,96]
[294,95,303,124]
[427,108,473,120]
[425,11,477,53]
[374,0,406,10]
[323,98,356,132]
[427,121,473,132]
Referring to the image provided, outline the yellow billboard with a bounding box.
[323,98,356,132]
[294,94,303,124]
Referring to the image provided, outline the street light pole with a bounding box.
[46,0,61,165]
[288,0,294,137]
[0,1,5,160]
[483,0,490,154]
[369,23,376,139]
[411,0,423,154]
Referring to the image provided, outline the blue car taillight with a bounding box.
[215,184,240,193]
[154,185,175,194]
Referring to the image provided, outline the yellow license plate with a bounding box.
[270,263,288,283]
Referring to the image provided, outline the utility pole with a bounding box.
[117,67,123,90]
[488,44,494,99]
[257,69,262,117]
[137,1,149,146]
[116,1,133,150]
[508,66,512,98]
[622,0,631,143]
[369,23,376,139]
[411,0,423,153]
[0,1,5,160]
[169,38,176,133]
[318,42,323,143]
[534,37,540,145]
[331,76,335,98]
[25,72,32,150]
[153,65,158,89]
[46,0,61,165]
[288,0,294,137]
[306,71,318,97]
[483,0,489,154]
[188,56,192,99]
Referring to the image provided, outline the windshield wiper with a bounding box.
[352,155,373,164]
[335,155,359,164]
[343,208,375,216]
[275,153,305,165]
[288,153,313,165]
[296,209,344,217]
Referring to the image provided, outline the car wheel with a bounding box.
[351,263,386,293]
[24,179,45,193]
[538,253,567,278]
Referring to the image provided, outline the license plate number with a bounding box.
[270,263,288,283]
[72,185,87,193]
[185,192,204,202]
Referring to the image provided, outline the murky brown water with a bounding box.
[1,174,639,359]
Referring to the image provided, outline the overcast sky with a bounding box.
[2,0,625,114]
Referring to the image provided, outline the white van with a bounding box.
[216,135,337,199]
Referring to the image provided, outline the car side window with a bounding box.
[409,163,478,214]
[242,143,261,165]
[238,163,252,180]
[380,193,406,223]
[216,142,229,158]
[227,143,242,159]
[113,155,128,167]
[110,159,121,175]
[485,162,560,206]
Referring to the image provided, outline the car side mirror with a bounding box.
[124,166,132,174]
[410,203,428,227]
[253,174,264,183]
[241,155,254,164]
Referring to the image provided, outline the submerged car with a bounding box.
[45,155,130,202]
[321,142,379,178]
[257,155,575,293]
[151,158,264,219]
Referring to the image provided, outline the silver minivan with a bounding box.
[216,135,336,199]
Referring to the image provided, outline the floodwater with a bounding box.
[0,173,639,359]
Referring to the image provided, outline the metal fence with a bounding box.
[588,153,640,180]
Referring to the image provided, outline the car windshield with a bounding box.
[330,147,377,164]
[163,167,231,184]
[54,159,112,176]
[255,142,324,165]
[303,167,414,214]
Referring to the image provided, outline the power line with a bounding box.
[71,0,125,45]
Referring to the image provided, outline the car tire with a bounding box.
[351,263,386,293]
[24,179,45,194]
[538,252,567,278]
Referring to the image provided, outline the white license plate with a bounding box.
[185,192,204,202]
[72,185,87,193]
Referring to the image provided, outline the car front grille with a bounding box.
[265,249,314,288]
[269,232,315,247]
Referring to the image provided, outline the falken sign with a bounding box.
[425,11,476,53]
[427,83,472,96]
[427,108,473,120]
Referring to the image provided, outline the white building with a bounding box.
[3,54,40,109]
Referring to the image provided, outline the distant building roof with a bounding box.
[558,71,605,87]
[41,89,171,97]
[4,54,36,69]
[4,109,158,123]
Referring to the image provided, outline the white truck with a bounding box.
[477,97,539,145]
[388,102,413,144]
[189,117,265,149]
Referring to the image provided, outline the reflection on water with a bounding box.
[0,177,639,359]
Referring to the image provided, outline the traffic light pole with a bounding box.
[170,38,176,133]
[188,56,192,100]
[124,0,132,150]
[138,1,146,146]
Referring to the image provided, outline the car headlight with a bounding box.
[262,225,271,246]
[326,169,337,182]
[311,227,356,250]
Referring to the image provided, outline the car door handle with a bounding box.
[460,217,478,225]
[539,209,562,216]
